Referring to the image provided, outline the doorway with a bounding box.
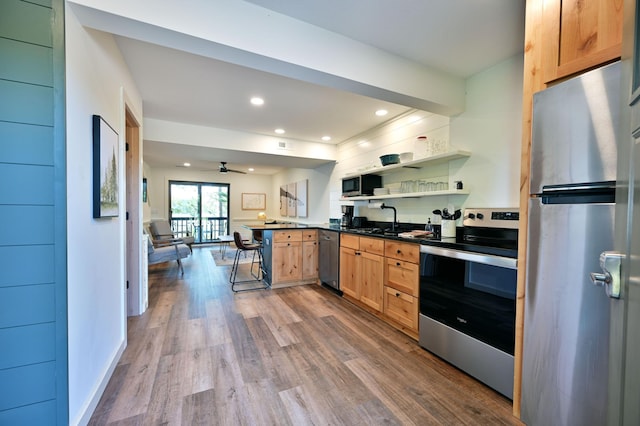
[168,181,230,243]
[125,107,144,316]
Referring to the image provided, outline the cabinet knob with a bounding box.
[395,292,400,297]
[396,262,401,266]
[396,249,401,254]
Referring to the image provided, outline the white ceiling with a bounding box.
[113,0,525,175]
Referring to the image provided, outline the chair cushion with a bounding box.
[148,243,191,265]
[150,220,173,238]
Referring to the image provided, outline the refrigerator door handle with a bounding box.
[590,251,625,299]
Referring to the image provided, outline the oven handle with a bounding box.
[420,245,517,270]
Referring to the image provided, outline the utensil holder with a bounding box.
[441,220,456,238]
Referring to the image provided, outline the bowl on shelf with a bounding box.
[379,154,400,166]
[399,152,414,162]
[373,187,389,195]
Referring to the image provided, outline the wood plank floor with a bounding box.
[89,246,522,425]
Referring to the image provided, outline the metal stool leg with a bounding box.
[230,247,269,293]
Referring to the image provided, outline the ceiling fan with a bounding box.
[219,161,246,174]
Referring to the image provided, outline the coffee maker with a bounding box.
[341,205,354,228]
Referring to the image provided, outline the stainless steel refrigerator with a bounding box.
[522,61,622,425]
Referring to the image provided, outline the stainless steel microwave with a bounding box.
[341,174,382,197]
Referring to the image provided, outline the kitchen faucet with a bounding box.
[380,203,397,232]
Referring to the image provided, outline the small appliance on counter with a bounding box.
[351,216,367,228]
[341,205,354,228]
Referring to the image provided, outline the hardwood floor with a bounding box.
[89,246,521,425]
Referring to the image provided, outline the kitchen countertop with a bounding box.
[244,222,428,243]
[243,222,517,258]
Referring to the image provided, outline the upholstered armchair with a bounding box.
[149,220,195,248]
[146,233,191,274]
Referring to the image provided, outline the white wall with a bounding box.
[330,55,523,227]
[66,6,143,425]
[145,166,273,240]
[450,55,523,208]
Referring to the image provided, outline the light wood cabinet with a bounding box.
[384,286,419,331]
[267,229,319,287]
[360,251,385,311]
[384,240,420,336]
[339,235,384,312]
[339,245,359,299]
[273,240,302,283]
[302,230,318,280]
[541,0,622,83]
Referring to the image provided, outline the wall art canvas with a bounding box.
[287,182,297,217]
[296,179,308,218]
[93,115,119,218]
[242,192,266,210]
[280,185,288,216]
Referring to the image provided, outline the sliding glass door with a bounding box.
[169,181,230,243]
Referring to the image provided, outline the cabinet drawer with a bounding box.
[273,230,302,243]
[360,236,385,256]
[302,229,317,241]
[341,233,360,250]
[384,286,418,331]
[385,241,419,263]
[385,258,419,296]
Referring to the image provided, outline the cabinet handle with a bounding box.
[396,262,401,266]
[396,249,401,254]
[395,292,400,297]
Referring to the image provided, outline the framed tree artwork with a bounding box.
[92,115,119,218]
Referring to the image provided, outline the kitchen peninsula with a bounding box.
[244,222,424,339]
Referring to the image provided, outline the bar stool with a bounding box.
[229,231,269,292]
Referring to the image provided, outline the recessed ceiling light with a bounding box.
[321,136,331,141]
[250,97,264,106]
[248,167,254,172]
[375,109,388,116]
[183,162,191,167]
[275,128,285,134]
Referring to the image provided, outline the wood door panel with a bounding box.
[359,251,384,312]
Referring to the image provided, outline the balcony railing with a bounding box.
[170,216,229,243]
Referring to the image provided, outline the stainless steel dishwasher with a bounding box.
[318,229,341,294]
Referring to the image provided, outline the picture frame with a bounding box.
[296,179,308,218]
[287,182,297,217]
[280,185,288,216]
[142,177,147,203]
[92,115,119,218]
[241,192,266,210]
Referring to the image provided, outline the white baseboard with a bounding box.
[74,340,127,426]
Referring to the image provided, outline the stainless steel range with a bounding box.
[418,207,519,399]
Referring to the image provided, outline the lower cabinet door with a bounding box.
[360,251,384,312]
[273,241,302,283]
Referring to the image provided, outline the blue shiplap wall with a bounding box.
[0,0,68,424]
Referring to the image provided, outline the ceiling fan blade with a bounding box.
[219,161,246,174]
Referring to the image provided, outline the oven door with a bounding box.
[418,245,517,398]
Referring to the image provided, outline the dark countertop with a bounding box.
[244,222,427,244]
[243,222,517,258]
